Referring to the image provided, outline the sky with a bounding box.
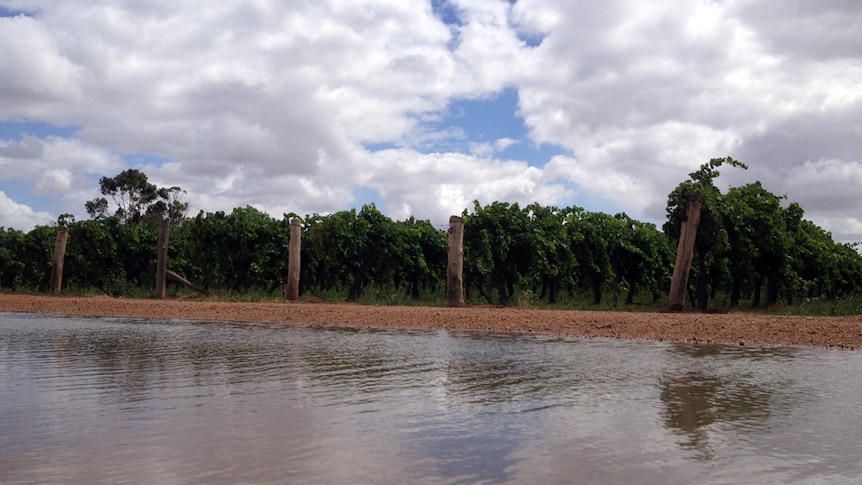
[1,1,861,242]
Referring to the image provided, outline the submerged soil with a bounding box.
[2,294,861,349]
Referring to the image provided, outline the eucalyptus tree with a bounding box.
[86,169,188,227]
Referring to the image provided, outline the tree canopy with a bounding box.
[86,169,188,227]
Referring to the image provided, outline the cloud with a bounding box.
[511,0,862,234]
[0,136,120,186]
[364,148,571,221]
[0,15,85,119]
[779,160,862,241]
[0,191,54,230]
[0,134,44,159]
[0,0,860,243]
[468,137,518,157]
[731,0,862,62]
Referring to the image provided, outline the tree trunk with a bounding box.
[730,276,742,308]
[410,279,420,299]
[752,276,762,308]
[696,261,709,311]
[347,267,366,302]
[626,283,636,305]
[549,277,560,304]
[766,276,779,306]
[492,268,508,306]
[592,277,602,305]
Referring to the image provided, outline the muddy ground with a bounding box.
[2,294,861,349]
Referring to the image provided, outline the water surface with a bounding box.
[2,313,861,484]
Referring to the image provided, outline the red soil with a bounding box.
[2,294,861,349]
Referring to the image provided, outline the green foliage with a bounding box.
[610,213,674,305]
[565,208,612,304]
[523,203,574,304]
[182,206,289,292]
[463,201,533,305]
[9,225,57,291]
[665,157,748,310]
[462,201,670,307]
[86,169,188,227]
[63,217,158,295]
[2,164,862,313]
[721,182,788,307]
[0,227,27,288]
[663,157,862,311]
[301,204,446,301]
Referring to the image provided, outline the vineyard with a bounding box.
[2,159,862,311]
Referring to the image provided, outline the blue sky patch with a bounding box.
[0,120,79,141]
[353,186,383,210]
[416,87,567,166]
[0,180,58,217]
[362,141,399,152]
[430,0,462,51]
[431,0,463,27]
[516,31,546,48]
[0,6,33,17]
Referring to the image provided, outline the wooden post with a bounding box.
[155,220,169,299]
[669,193,702,311]
[49,225,68,293]
[447,215,465,307]
[166,269,209,296]
[285,217,302,300]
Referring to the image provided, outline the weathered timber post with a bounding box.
[166,269,209,296]
[155,219,169,299]
[669,193,703,311]
[285,217,302,300]
[49,225,69,293]
[447,215,465,307]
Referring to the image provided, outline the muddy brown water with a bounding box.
[2,313,862,484]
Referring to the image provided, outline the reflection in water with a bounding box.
[660,372,772,457]
[660,343,776,459]
[659,344,802,461]
[2,314,862,484]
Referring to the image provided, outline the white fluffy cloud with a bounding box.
[0,191,54,230]
[365,148,571,220]
[1,0,861,242]
[0,14,85,119]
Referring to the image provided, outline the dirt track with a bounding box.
[2,294,862,349]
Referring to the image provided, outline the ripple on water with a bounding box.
[2,313,862,484]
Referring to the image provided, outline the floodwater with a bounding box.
[1,313,861,484]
